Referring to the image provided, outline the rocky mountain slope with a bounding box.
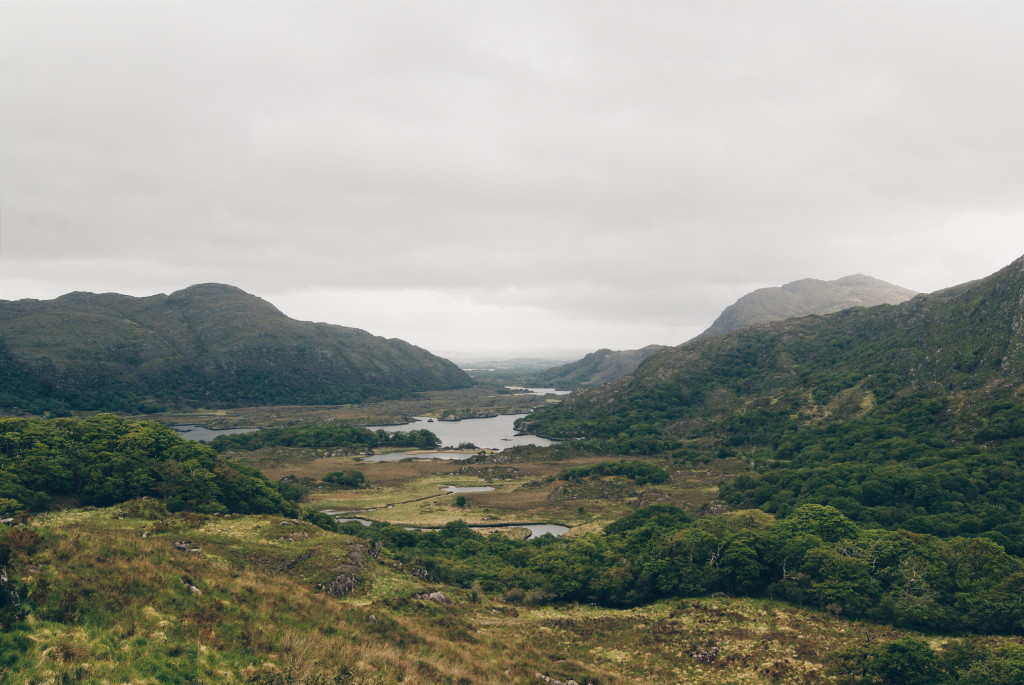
[696,273,917,338]
[0,284,473,412]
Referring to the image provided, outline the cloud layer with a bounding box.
[3,2,1024,356]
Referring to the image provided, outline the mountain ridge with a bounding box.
[522,254,1024,441]
[696,273,918,339]
[0,283,474,413]
[528,344,668,389]
[532,272,916,391]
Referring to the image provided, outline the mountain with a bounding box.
[529,274,915,391]
[529,344,668,389]
[0,284,473,413]
[523,258,1024,441]
[520,255,1024,552]
[696,273,917,338]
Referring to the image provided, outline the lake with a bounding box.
[505,386,572,396]
[364,414,555,450]
[172,425,258,442]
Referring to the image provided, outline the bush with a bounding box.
[301,508,338,532]
[558,460,668,485]
[323,471,366,489]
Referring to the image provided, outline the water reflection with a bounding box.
[364,414,553,451]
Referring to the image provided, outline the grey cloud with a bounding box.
[3,2,1024,353]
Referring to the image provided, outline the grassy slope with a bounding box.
[227,443,745,533]
[525,255,1024,443]
[6,505,1012,685]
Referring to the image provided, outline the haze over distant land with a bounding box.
[3,2,1024,355]
[533,273,915,387]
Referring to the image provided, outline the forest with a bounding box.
[0,415,295,516]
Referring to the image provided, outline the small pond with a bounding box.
[334,518,374,526]
[172,425,258,442]
[505,386,572,396]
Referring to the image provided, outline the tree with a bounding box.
[864,638,943,685]
[323,470,366,489]
[779,504,860,542]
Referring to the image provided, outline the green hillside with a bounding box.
[520,255,1024,552]
[0,284,473,413]
[529,345,667,389]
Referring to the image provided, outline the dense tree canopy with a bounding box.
[0,415,293,515]
[343,503,1024,635]
[209,424,440,452]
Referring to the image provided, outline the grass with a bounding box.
[5,505,1024,684]
[243,445,746,535]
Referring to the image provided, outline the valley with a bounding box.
[6,261,1024,683]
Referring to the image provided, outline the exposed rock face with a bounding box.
[0,283,473,412]
[319,574,358,597]
[414,591,453,605]
[696,274,917,339]
[535,673,591,685]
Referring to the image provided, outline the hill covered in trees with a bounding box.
[0,414,294,516]
[0,284,473,413]
[528,344,667,389]
[520,254,1024,553]
[530,274,913,391]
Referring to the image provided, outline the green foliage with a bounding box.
[522,260,1024,554]
[274,477,310,502]
[603,504,691,535]
[210,425,440,452]
[777,504,861,542]
[347,502,1024,634]
[0,284,474,413]
[860,638,944,685]
[0,498,22,518]
[718,398,1024,554]
[557,460,668,485]
[300,507,339,532]
[0,415,293,516]
[322,470,366,489]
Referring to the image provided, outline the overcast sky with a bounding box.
[3,2,1024,359]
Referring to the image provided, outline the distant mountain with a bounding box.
[696,274,917,338]
[532,275,915,391]
[530,345,668,389]
[519,254,1024,551]
[0,284,473,413]
[522,260,1018,443]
